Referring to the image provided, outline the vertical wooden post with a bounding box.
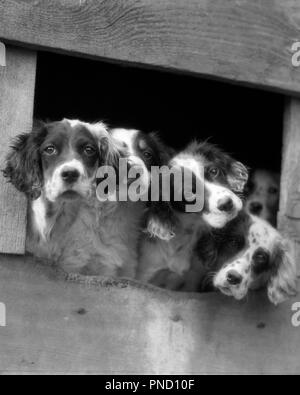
[0,46,37,254]
[279,98,300,271]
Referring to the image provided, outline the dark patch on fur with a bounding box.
[252,248,270,275]
[257,322,266,329]
[3,126,48,199]
[195,211,251,289]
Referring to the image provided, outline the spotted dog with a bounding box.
[213,215,297,305]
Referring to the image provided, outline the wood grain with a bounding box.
[0,0,300,94]
[279,98,300,270]
[0,254,299,374]
[0,47,36,254]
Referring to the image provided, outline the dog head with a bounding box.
[145,141,248,240]
[111,128,171,189]
[170,141,249,228]
[3,119,120,202]
[213,215,298,305]
[245,169,280,226]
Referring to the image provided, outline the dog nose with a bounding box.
[61,169,80,184]
[249,202,263,215]
[227,270,243,286]
[218,197,234,212]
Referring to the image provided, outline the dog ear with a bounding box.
[148,132,175,166]
[267,239,298,305]
[228,161,249,193]
[99,135,123,171]
[3,123,45,200]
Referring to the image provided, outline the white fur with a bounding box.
[111,128,150,190]
[45,159,89,202]
[31,197,48,241]
[26,120,145,277]
[111,128,138,154]
[203,181,243,228]
[171,156,203,181]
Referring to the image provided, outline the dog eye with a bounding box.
[268,187,278,195]
[143,151,153,160]
[84,146,97,156]
[208,167,220,178]
[44,145,57,156]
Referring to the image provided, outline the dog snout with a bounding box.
[217,197,234,213]
[227,270,243,286]
[61,168,80,184]
[249,201,263,215]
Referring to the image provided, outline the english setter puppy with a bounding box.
[4,120,144,277]
[213,214,297,305]
[245,169,280,226]
[137,141,248,288]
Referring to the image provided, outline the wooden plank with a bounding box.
[278,98,300,271]
[0,1,300,94]
[0,47,37,254]
[0,254,299,375]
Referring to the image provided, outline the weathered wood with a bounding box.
[0,254,299,375]
[279,98,300,271]
[0,47,36,254]
[0,42,5,66]
[0,1,300,94]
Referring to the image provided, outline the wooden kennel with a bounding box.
[0,0,300,374]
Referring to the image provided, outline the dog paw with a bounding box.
[268,283,298,306]
[146,217,176,241]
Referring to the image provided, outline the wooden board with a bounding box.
[0,1,300,94]
[279,98,300,271]
[0,46,36,254]
[0,254,299,375]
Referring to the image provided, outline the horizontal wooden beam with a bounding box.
[0,0,300,94]
[0,255,300,374]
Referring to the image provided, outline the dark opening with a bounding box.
[34,51,284,172]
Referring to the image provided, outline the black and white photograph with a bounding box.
[0,0,300,377]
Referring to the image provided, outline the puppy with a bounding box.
[213,214,297,305]
[245,169,280,226]
[3,119,144,277]
[137,141,248,289]
[111,128,173,189]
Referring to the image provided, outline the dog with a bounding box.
[110,128,173,190]
[245,169,280,226]
[212,214,297,305]
[3,119,145,277]
[137,141,249,288]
